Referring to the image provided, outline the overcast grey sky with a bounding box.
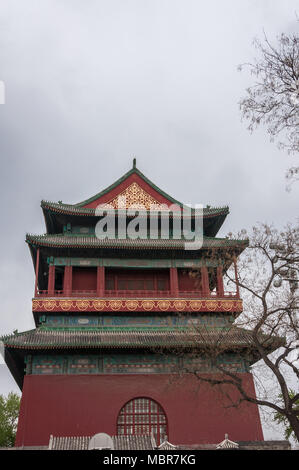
[0,0,298,442]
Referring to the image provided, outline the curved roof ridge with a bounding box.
[74,166,185,208]
[25,233,249,250]
[40,165,228,212]
[41,199,229,216]
[2,325,283,351]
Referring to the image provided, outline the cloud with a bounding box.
[0,0,298,441]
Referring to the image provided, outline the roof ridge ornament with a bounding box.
[133,157,136,169]
[157,437,177,450]
[216,433,239,449]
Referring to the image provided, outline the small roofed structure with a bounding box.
[216,434,239,450]
[48,434,157,451]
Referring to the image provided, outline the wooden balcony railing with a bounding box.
[35,289,239,299]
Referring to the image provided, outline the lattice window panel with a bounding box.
[117,397,167,445]
[107,182,165,210]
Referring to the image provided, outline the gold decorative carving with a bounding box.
[32,300,41,311]
[173,300,187,310]
[76,300,90,311]
[60,300,73,310]
[42,300,57,310]
[125,300,139,310]
[109,300,123,310]
[158,300,171,311]
[141,300,155,311]
[107,182,167,210]
[32,297,242,313]
[206,300,219,310]
[189,300,203,310]
[92,300,106,310]
[221,301,233,311]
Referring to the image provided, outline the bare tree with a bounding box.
[239,29,299,185]
[176,223,299,441]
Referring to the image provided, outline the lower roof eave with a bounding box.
[3,347,24,390]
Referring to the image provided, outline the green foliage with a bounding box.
[0,392,20,447]
[274,390,299,442]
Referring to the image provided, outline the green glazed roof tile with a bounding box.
[26,233,248,250]
[2,326,282,351]
[41,200,229,218]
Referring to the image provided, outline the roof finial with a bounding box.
[133,157,136,169]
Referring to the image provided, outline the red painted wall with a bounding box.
[106,268,170,291]
[178,269,200,291]
[72,267,97,291]
[15,373,263,447]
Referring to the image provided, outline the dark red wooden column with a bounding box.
[97,266,105,297]
[34,248,40,297]
[63,266,72,296]
[170,267,179,296]
[48,265,55,296]
[201,265,210,297]
[233,256,240,298]
[216,265,224,297]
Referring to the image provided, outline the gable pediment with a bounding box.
[106,182,169,210]
[79,167,181,210]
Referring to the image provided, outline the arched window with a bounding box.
[117,397,167,445]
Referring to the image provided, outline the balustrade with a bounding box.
[35,263,240,299]
[35,288,239,299]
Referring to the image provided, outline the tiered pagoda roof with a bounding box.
[40,163,230,237]
[3,325,283,389]
[26,233,247,251]
[25,163,248,278]
[2,162,259,391]
[3,326,282,355]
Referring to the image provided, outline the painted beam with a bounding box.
[32,297,243,313]
[52,257,223,268]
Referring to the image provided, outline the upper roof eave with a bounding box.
[25,233,249,251]
[41,200,230,219]
[40,164,230,236]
